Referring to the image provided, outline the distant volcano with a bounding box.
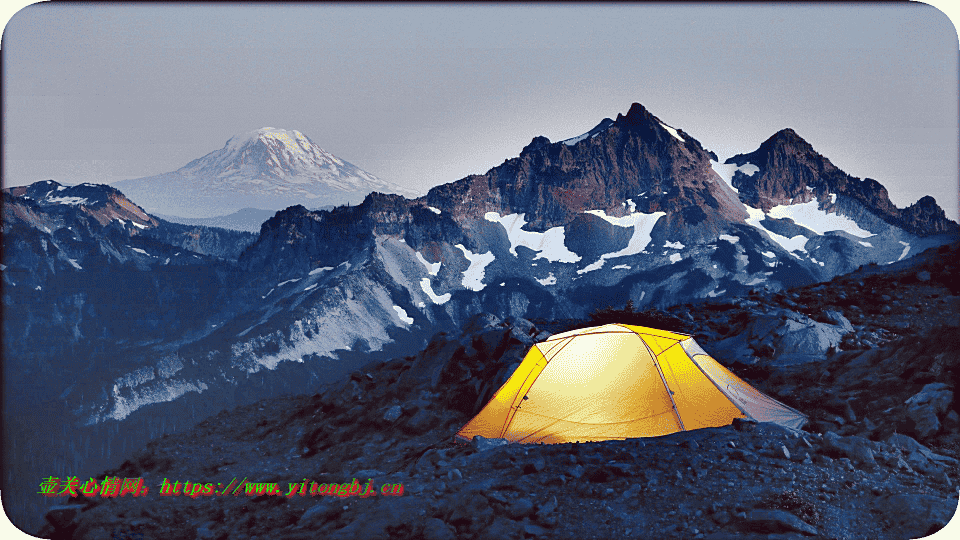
[112,128,419,218]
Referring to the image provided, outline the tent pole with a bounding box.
[640,334,685,431]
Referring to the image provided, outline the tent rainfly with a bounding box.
[456,323,806,444]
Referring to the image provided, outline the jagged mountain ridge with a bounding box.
[727,128,958,236]
[425,103,747,238]
[112,127,419,218]
[216,102,958,388]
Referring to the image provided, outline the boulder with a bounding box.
[822,310,854,333]
[885,433,958,469]
[472,435,508,452]
[717,309,852,365]
[507,497,535,519]
[822,432,877,468]
[383,405,403,423]
[504,316,537,337]
[904,383,953,439]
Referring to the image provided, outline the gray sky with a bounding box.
[3,2,959,221]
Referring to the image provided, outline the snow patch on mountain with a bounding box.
[709,160,759,193]
[577,259,606,275]
[582,209,666,258]
[669,253,682,264]
[46,196,89,206]
[420,278,451,304]
[455,244,495,291]
[483,212,581,263]
[536,273,557,286]
[664,240,685,249]
[392,305,414,325]
[744,206,809,254]
[415,252,441,276]
[658,121,685,142]
[718,235,739,244]
[562,132,590,146]
[767,199,873,238]
[896,241,911,262]
[309,267,334,276]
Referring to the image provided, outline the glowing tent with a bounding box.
[456,323,806,444]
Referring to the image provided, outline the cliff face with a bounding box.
[426,103,747,235]
[728,129,958,237]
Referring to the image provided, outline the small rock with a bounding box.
[523,455,546,474]
[567,464,585,479]
[585,465,613,483]
[523,523,548,537]
[298,499,341,527]
[383,405,403,422]
[472,435,508,452]
[508,497,535,519]
[537,495,558,519]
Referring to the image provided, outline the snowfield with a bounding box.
[415,252,441,276]
[484,212,581,263]
[455,244,496,291]
[767,199,873,238]
[392,305,414,324]
[420,278,451,304]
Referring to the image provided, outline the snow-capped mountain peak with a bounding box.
[183,127,370,187]
[216,127,344,172]
[113,128,420,218]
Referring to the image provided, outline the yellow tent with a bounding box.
[456,323,806,444]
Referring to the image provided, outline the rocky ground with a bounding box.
[40,243,959,540]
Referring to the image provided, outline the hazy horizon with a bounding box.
[3,3,959,221]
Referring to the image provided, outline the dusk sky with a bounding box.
[3,2,959,221]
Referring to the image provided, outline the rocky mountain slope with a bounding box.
[112,128,419,218]
[215,103,956,387]
[2,181,259,533]
[39,241,960,540]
